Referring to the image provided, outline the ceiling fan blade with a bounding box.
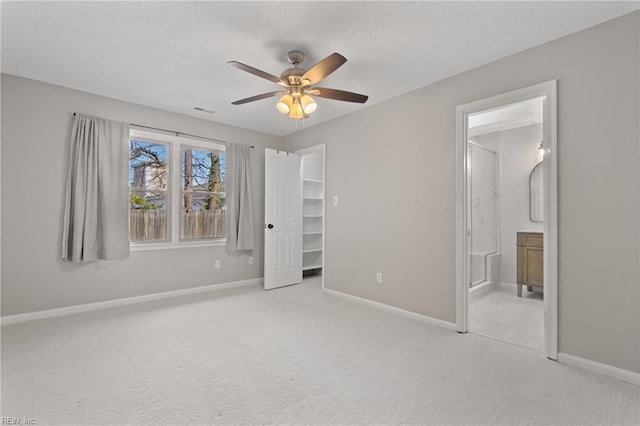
[231,91,286,105]
[310,87,368,103]
[301,53,347,86]
[228,61,287,87]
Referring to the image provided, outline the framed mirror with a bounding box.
[529,161,544,222]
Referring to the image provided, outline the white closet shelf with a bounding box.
[303,264,323,271]
[300,145,325,276]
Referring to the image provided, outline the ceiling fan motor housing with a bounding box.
[287,50,305,65]
[280,67,307,86]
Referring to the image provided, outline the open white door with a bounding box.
[264,149,303,290]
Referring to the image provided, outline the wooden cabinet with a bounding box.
[516,232,543,297]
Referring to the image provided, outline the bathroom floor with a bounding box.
[469,285,544,352]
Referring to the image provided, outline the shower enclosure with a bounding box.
[468,141,500,287]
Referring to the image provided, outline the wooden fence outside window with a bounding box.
[130,209,226,241]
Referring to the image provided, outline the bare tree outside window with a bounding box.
[128,137,226,243]
[129,140,168,241]
[181,147,226,239]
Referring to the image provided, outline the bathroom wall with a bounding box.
[473,124,544,285]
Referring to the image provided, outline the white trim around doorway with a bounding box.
[455,80,558,360]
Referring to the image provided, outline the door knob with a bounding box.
[267,224,274,229]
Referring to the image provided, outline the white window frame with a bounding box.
[129,128,227,251]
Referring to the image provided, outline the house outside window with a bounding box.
[129,129,226,249]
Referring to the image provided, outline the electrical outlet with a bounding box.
[215,260,221,269]
[248,257,254,265]
[376,272,383,284]
[333,196,338,206]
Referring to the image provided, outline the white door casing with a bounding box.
[264,149,303,290]
[455,80,558,360]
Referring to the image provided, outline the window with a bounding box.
[181,147,226,239]
[129,139,169,241]
[128,129,226,248]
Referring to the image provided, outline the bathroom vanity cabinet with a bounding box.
[516,232,543,297]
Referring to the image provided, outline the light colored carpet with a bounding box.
[469,285,545,352]
[2,277,638,425]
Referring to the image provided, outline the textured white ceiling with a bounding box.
[2,1,638,136]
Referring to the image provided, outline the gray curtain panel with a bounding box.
[225,143,255,252]
[61,114,130,262]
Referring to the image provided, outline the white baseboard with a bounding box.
[558,352,640,386]
[469,281,497,301]
[323,288,457,331]
[500,282,543,295]
[1,278,263,326]
[499,282,518,289]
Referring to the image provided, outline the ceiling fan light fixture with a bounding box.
[289,98,307,119]
[301,94,317,114]
[229,50,368,121]
[276,94,292,114]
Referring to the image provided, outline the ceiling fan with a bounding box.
[228,50,368,119]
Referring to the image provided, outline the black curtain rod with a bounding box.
[73,112,255,149]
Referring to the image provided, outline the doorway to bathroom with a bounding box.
[455,81,558,359]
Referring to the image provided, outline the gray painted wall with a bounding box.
[1,74,281,315]
[283,12,640,373]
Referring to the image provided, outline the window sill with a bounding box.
[130,239,226,252]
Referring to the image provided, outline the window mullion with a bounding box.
[171,142,181,244]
